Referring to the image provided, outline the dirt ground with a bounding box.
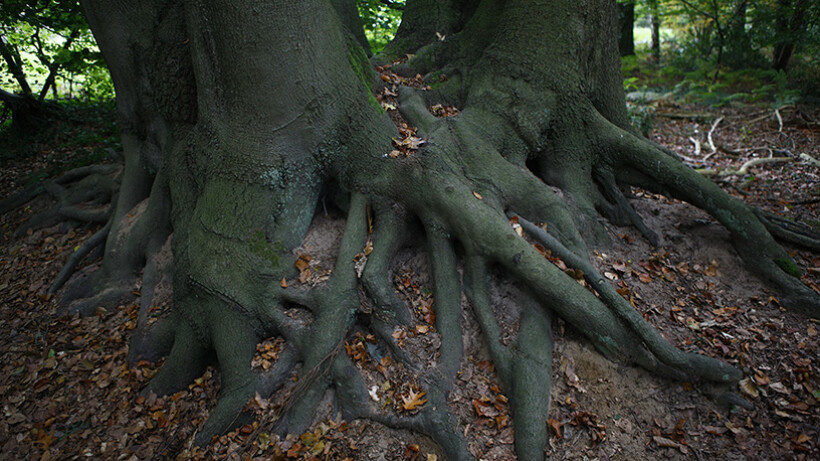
[1,103,819,460]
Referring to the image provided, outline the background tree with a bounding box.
[618,0,636,56]
[27,0,819,459]
[655,0,819,73]
[647,0,663,61]
[0,0,109,132]
[771,0,810,71]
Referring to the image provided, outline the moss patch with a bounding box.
[774,257,801,277]
[346,43,382,111]
[249,230,284,270]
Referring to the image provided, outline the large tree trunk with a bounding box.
[53,0,820,459]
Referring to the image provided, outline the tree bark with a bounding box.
[773,0,808,71]
[0,35,33,96]
[649,0,661,62]
[618,1,635,57]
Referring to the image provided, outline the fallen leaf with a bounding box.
[739,378,759,398]
[653,435,682,449]
[548,418,563,438]
[401,389,427,411]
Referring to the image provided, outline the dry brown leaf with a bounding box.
[738,377,759,399]
[401,389,428,411]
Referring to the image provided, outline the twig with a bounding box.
[717,145,741,156]
[775,108,783,133]
[656,111,714,121]
[736,156,791,175]
[703,116,723,160]
[697,157,793,177]
[799,153,820,168]
[689,137,701,156]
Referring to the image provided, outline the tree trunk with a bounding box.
[0,35,50,133]
[725,0,753,68]
[58,0,820,458]
[0,88,49,133]
[649,0,661,62]
[0,35,33,96]
[773,0,808,71]
[618,1,635,57]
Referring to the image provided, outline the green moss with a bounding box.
[346,43,382,112]
[249,230,284,270]
[774,257,801,277]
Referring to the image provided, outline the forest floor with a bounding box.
[1,95,820,460]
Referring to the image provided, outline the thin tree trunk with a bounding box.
[618,1,635,57]
[773,0,808,71]
[38,30,80,102]
[649,0,661,62]
[0,35,33,96]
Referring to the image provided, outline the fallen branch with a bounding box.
[697,156,793,177]
[688,136,701,156]
[656,111,714,121]
[703,116,723,161]
[799,153,820,168]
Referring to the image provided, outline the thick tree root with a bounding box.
[514,214,740,382]
[754,208,820,252]
[12,164,120,237]
[48,217,112,293]
[426,228,463,388]
[608,122,820,317]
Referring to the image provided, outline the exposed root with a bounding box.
[128,316,176,364]
[514,214,741,382]
[361,204,413,326]
[425,227,462,388]
[610,120,820,317]
[508,297,552,461]
[464,254,555,459]
[593,168,659,246]
[463,256,513,378]
[13,164,120,236]
[48,217,112,293]
[754,208,820,252]
[194,309,259,445]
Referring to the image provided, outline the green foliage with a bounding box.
[1,0,112,101]
[357,0,404,53]
[626,102,656,136]
[622,54,804,106]
[632,0,819,74]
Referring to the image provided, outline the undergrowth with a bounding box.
[0,99,120,183]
